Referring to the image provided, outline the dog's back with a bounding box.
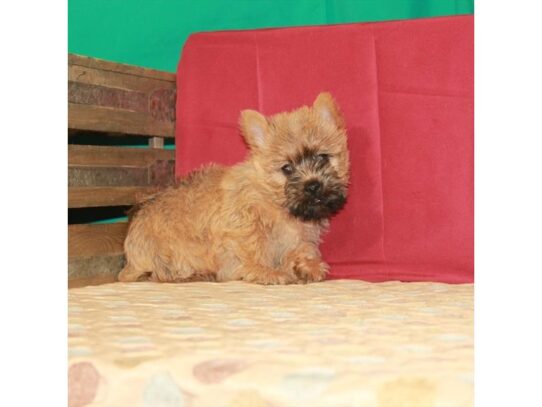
[119,164,226,282]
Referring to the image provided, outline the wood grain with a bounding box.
[68,186,161,208]
[66,54,177,287]
[68,253,125,288]
[69,63,175,93]
[69,161,175,187]
[68,54,176,137]
[68,273,119,289]
[68,223,128,258]
[68,103,174,137]
[148,160,176,187]
[68,145,174,168]
[68,224,128,286]
[69,54,176,82]
[69,166,150,187]
[68,81,148,112]
[69,145,175,187]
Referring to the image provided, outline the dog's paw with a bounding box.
[239,266,298,285]
[118,265,151,282]
[293,258,329,283]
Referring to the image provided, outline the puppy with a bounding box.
[118,92,349,284]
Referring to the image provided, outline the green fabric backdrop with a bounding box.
[68,0,473,73]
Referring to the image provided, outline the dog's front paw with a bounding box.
[239,266,298,285]
[293,258,329,283]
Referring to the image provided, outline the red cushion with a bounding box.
[175,16,473,283]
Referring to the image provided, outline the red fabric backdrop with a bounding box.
[175,16,473,283]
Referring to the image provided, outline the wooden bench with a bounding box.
[68,54,176,288]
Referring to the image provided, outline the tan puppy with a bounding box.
[118,92,349,284]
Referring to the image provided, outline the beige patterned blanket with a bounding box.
[68,280,473,406]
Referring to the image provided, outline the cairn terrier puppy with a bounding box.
[118,92,349,284]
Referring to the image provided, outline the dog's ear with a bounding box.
[313,92,345,129]
[240,109,269,150]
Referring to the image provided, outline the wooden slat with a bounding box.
[68,53,176,138]
[69,273,119,289]
[69,160,174,187]
[69,64,175,93]
[69,186,161,208]
[68,103,174,138]
[68,145,174,168]
[69,54,176,82]
[148,160,175,187]
[69,223,128,258]
[69,145,176,187]
[68,254,124,288]
[69,166,150,187]
[69,81,148,112]
[68,223,128,287]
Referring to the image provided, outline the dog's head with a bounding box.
[240,92,349,222]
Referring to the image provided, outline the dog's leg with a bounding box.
[218,209,301,284]
[227,241,303,284]
[222,242,298,285]
[151,251,199,282]
[284,244,329,283]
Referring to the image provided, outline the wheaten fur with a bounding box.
[119,92,349,284]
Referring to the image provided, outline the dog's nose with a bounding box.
[304,180,322,195]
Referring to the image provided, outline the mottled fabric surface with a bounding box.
[68,280,473,407]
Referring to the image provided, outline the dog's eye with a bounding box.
[281,163,294,176]
[317,153,330,163]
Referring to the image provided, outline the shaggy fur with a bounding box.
[118,92,349,285]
